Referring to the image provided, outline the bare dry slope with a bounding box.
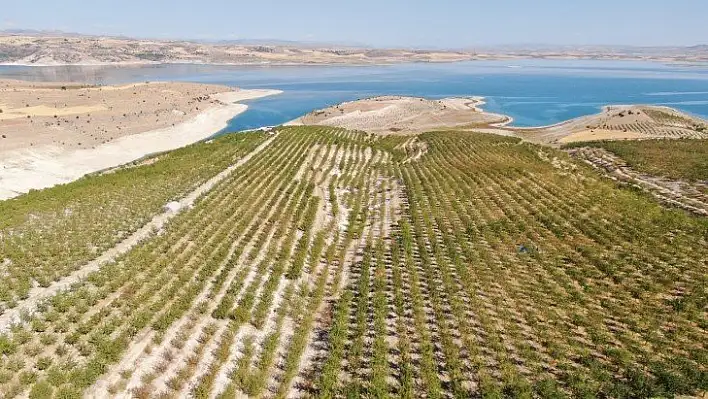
[287,96,510,134]
[2,34,708,65]
[0,80,281,198]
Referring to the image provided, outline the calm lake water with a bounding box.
[2,60,708,130]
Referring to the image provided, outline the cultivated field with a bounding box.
[518,105,708,145]
[0,127,706,398]
[564,138,708,182]
[563,139,708,216]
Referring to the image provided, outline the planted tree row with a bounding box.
[0,127,705,398]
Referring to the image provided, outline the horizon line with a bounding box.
[1,28,706,51]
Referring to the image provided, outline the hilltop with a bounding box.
[292,97,708,216]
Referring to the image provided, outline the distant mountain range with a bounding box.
[0,29,368,48]
[1,30,706,66]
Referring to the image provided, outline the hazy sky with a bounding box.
[2,0,707,47]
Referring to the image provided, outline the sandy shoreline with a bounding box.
[0,87,281,199]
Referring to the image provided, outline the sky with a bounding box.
[1,0,707,48]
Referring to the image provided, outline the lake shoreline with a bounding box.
[0,82,281,200]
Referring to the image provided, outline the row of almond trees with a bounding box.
[1,127,705,398]
[305,130,707,398]
[0,128,316,397]
[0,126,387,398]
[0,132,267,308]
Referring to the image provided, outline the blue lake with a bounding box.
[2,60,708,130]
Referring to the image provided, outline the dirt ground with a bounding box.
[0,79,247,151]
[0,80,281,199]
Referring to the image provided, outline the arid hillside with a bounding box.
[2,33,707,65]
[516,105,708,145]
[0,79,281,199]
[287,96,510,134]
[0,35,475,65]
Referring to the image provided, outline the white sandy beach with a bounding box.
[0,89,281,199]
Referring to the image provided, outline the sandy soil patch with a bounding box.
[0,79,281,152]
[85,82,151,91]
[0,104,108,120]
[0,80,281,199]
[1,80,229,151]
